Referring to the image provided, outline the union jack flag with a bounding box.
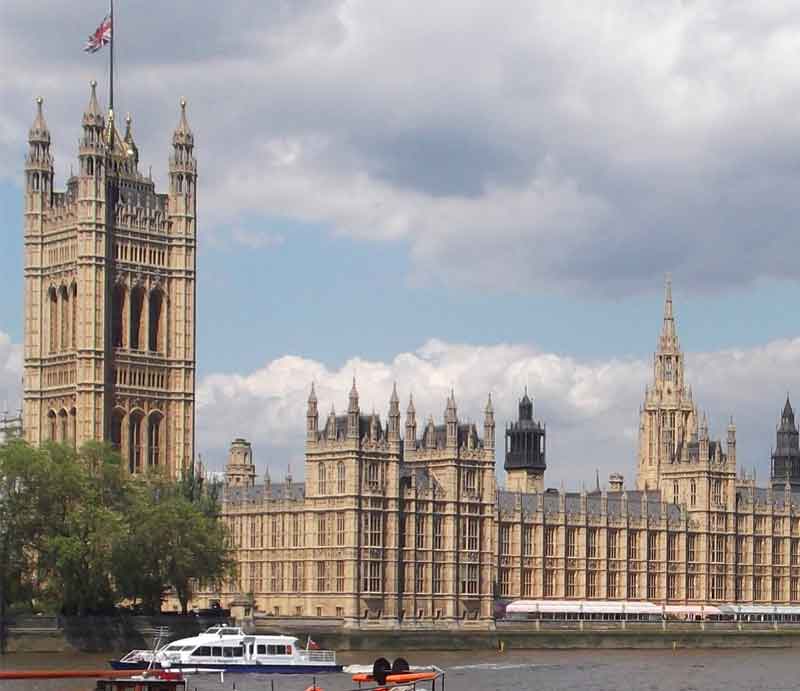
[84,14,112,53]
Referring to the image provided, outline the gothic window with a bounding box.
[336,561,345,593]
[416,515,427,549]
[48,287,58,353]
[70,283,77,348]
[47,410,57,441]
[316,562,326,592]
[587,571,597,598]
[667,533,678,562]
[627,573,638,599]
[366,461,379,485]
[544,526,556,557]
[69,407,77,448]
[628,531,640,560]
[148,289,164,353]
[587,528,598,558]
[318,462,326,494]
[712,479,722,505]
[110,409,124,451]
[112,284,126,348]
[648,532,658,561]
[58,408,68,442]
[543,569,555,598]
[32,172,39,191]
[433,514,444,550]
[129,411,144,473]
[147,413,162,467]
[673,481,679,505]
[86,157,94,176]
[566,527,576,558]
[336,512,345,546]
[364,512,382,547]
[608,530,619,559]
[607,571,617,598]
[522,525,534,556]
[463,468,476,493]
[130,286,145,350]
[317,514,327,546]
[337,462,346,493]
[176,174,183,194]
[664,357,673,382]
[690,479,697,507]
[59,286,69,351]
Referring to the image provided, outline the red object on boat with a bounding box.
[304,686,324,691]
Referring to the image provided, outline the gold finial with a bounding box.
[36,96,43,106]
[180,98,187,109]
[90,79,97,88]
[125,113,132,125]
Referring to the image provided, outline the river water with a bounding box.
[2,648,798,691]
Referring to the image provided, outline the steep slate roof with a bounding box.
[225,481,306,504]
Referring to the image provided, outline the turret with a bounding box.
[326,404,337,441]
[388,383,401,443]
[79,81,105,177]
[123,113,139,170]
[26,97,54,204]
[168,99,197,237]
[405,394,417,448]
[347,377,359,439]
[225,438,256,488]
[726,417,736,468]
[445,390,458,449]
[505,388,546,493]
[483,393,495,451]
[306,383,318,443]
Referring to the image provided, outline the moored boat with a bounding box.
[110,625,341,674]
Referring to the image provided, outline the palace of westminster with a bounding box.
[18,87,800,629]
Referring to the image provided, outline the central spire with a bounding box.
[659,273,679,352]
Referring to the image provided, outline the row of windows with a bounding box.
[112,284,166,353]
[46,241,77,266]
[115,241,167,267]
[47,283,77,354]
[115,367,167,390]
[503,569,800,602]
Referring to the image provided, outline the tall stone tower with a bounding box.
[22,83,196,477]
[504,388,546,493]
[771,397,800,490]
[636,277,696,491]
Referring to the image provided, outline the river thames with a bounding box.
[2,648,799,690]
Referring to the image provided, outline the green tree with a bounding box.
[115,475,234,615]
[38,442,128,615]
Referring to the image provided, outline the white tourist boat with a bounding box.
[110,625,341,674]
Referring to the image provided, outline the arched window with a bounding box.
[59,285,69,351]
[112,284,126,348]
[87,157,94,176]
[130,286,145,350]
[58,409,68,442]
[110,409,124,451]
[129,411,144,473]
[690,480,697,507]
[148,289,164,353]
[32,173,39,191]
[147,413,162,467]
[47,410,57,441]
[48,287,58,353]
[337,462,346,493]
[69,407,77,448]
[318,463,326,495]
[176,174,183,194]
[70,283,77,348]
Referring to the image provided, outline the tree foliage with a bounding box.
[0,441,233,616]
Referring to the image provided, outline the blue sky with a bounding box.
[3,1,800,484]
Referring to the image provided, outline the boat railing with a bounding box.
[295,649,337,664]
[118,650,156,663]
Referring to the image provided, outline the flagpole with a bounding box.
[109,0,114,114]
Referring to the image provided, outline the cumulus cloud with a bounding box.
[3,1,800,295]
[197,335,800,488]
[0,331,23,412]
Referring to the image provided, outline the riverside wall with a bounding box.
[7,616,800,653]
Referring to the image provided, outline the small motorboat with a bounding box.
[345,657,446,690]
[111,625,341,674]
[95,670,187,691]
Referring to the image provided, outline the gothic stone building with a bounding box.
[204,280,800,628]
[22,85,196,476]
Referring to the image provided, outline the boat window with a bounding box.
[223,647,234,657]
[232,646,243,657]
[267,644,289,655]
[211,646,222,657]
[257,644,267,655]
[192,646,211,657]
[221,628,239,635]
[205,626,220,634]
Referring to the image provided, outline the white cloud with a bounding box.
[4,2,800,295]
[0,331,23,412]
[197,335,800,488]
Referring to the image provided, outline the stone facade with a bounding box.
[21,85,196,477]
[202,280,800,627]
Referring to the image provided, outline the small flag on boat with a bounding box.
[306,636,320,650]
[84,14,112,53]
